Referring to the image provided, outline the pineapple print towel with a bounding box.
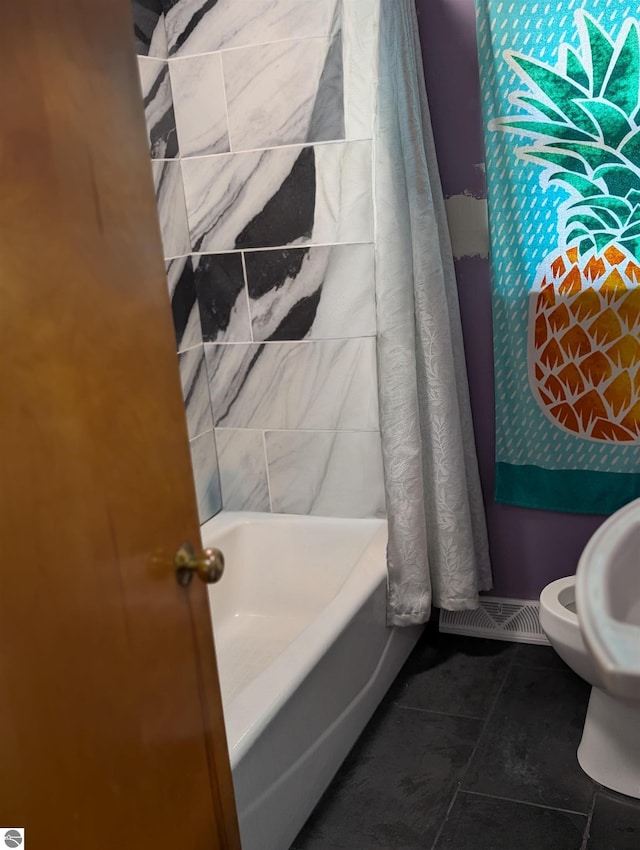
[476,1,640,514]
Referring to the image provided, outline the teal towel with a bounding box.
[476,1,640,514]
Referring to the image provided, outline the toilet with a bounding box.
[540,499,640,800]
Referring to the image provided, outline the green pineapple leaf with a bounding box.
[567,194,633,224]
[495,119,597,143]
[572,206,622,229]
[564,226,611,249]
[507,53,596,133]
[620,236,640,256]
[515,96,568,122]
[564,46,590,90]
[620,130,640,168]
[552,141,624,172]
[579,237,596,254]
[624,207,640,228]
[582,14,615,96]
[620,221,640,239]
[519,148,588,174]
[565,228,589,243]
[592,164,640,197]
[602,22,640,117]
[546,172,604,196]
[575,99,633,148]
[593,231,617,251]
[566,212,617,231]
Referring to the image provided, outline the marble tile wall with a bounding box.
[131,0,382,520]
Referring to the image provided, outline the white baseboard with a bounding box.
[439,597,550,645]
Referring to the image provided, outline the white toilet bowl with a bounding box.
[540,576,640,798]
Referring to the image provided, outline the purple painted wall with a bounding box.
[415,0,606,599]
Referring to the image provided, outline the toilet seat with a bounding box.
[539,575,577,622]
[576,498,640,702]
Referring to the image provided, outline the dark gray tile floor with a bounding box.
[291,628,640,850]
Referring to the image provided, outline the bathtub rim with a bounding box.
[200,511,388,767]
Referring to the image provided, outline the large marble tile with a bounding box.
[189,429,222,523]
[195,253,251,343]
[182,146,308,251]
[205,338,379,430]
[132,0,168,58]
[215,429,270,511]
[313,142,374,243]
[137,58,179,159]
[245,244,375,341]
[178,346,213,439]
[169,53,230,157]
[165,256,202,351]
[151,160,191,258]
[265,430,385,517]
[182,141,373,252]
[164,0,341,56]
[343,0,378,140]
[223,37,344,152]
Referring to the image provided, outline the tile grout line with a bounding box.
[217,49,235,155]
[168,33,340,63]
[193,343,217,445]
[430,786,461,850]
[240,251,255,343]
[175,154,191,261]
[429,655,515,850]
[137,55,167,66]
[201,336,378,346]
[214,426,381,434]
[579,792,597,850]
[462,789,591,818]
[188,427,215,445]
[456,648,517,787]
[163,240,374,259]
[393,703,484,722]
[262,430,275,513]
[176,136,370,161]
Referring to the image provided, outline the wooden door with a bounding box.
[0,2,240,848]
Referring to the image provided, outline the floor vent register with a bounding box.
[439,597,549,644]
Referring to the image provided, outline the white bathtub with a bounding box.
[201,511,423,850]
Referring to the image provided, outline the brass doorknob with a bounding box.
[174,542,225,587]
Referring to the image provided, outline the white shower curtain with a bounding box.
[375,0,492,625]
